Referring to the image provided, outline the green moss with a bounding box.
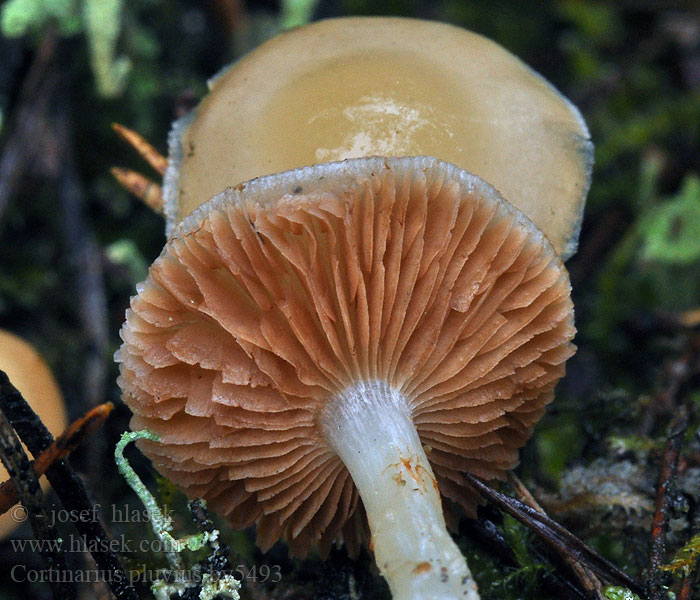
[640,176,700,264]
[1,0,81,37]
[537,417,583,481]
[83,0,131,97]
[557,1,622,45]
[603,586,642,600]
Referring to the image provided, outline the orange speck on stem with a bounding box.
[392,472,407,486]
[412,561,432,574]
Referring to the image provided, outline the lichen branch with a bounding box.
[115,430,240,600]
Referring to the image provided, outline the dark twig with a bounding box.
[56,105,110,417]
[0,403,113,514]
[0,372,139,600]
[647,410,688,600]
[678,571,695,600]
[55,100,112,533]
[212,0,246,35]
[508,473,605,600]
[462,472,645,596]
[461,516,588,600]
[0,371,76,599]
[641,332,699,436]
[0,30,60,222]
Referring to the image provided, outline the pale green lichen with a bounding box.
[607,434,662,457]
[602,586,642,600]
[116,430,240,600]
[550,458,655,518]
[0,0,81,37]
[663,532,700,577]
[603,586,676,600]
[152,574,240,600]
[115,429,183,569]
[82,0,131,97]
[198,573,240,600]
[279,0,319,30]
[106,239,149,284]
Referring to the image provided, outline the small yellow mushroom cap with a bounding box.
[164,17,593,260]
[0,330,68,539]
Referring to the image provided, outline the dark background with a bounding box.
[0,1,699,599]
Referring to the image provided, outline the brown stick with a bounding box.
[508,473,605,600]
[462,472,645,596]
[678,574,693,600]
[111,166,164,213]
[0,403,113,514]
[647,410,688,600]
[0,373,139,600]
[641,333,698,435]
[212,0,246,35]
[0,371,75,599]
[112,122,168,175]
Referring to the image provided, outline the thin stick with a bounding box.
[0,403,113,514]
[462,517,588,600]
[508,473,605,600]
[462,472,645,596]
[678,572,695,600]
[110,166,164,213]
[112,122,168,175]
[0,373,139,600]
[647,411,687,600]
[0,372,75,599]
[641,333,697,435]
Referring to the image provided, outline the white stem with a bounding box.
[320,381,480,600]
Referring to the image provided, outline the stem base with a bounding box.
[320,380,479,600]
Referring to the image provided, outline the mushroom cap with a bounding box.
[163,17,593,260]
[0,329,67,539]
[120,156,575,556]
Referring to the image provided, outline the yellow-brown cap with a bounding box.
[163,17,592,259]
[0,330,67,539]
[119,156,575,556]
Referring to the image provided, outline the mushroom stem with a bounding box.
[320,380,480,600]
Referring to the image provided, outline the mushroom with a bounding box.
[163,17,592,260]
[0,329,67,539]
[118,156,575,599]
